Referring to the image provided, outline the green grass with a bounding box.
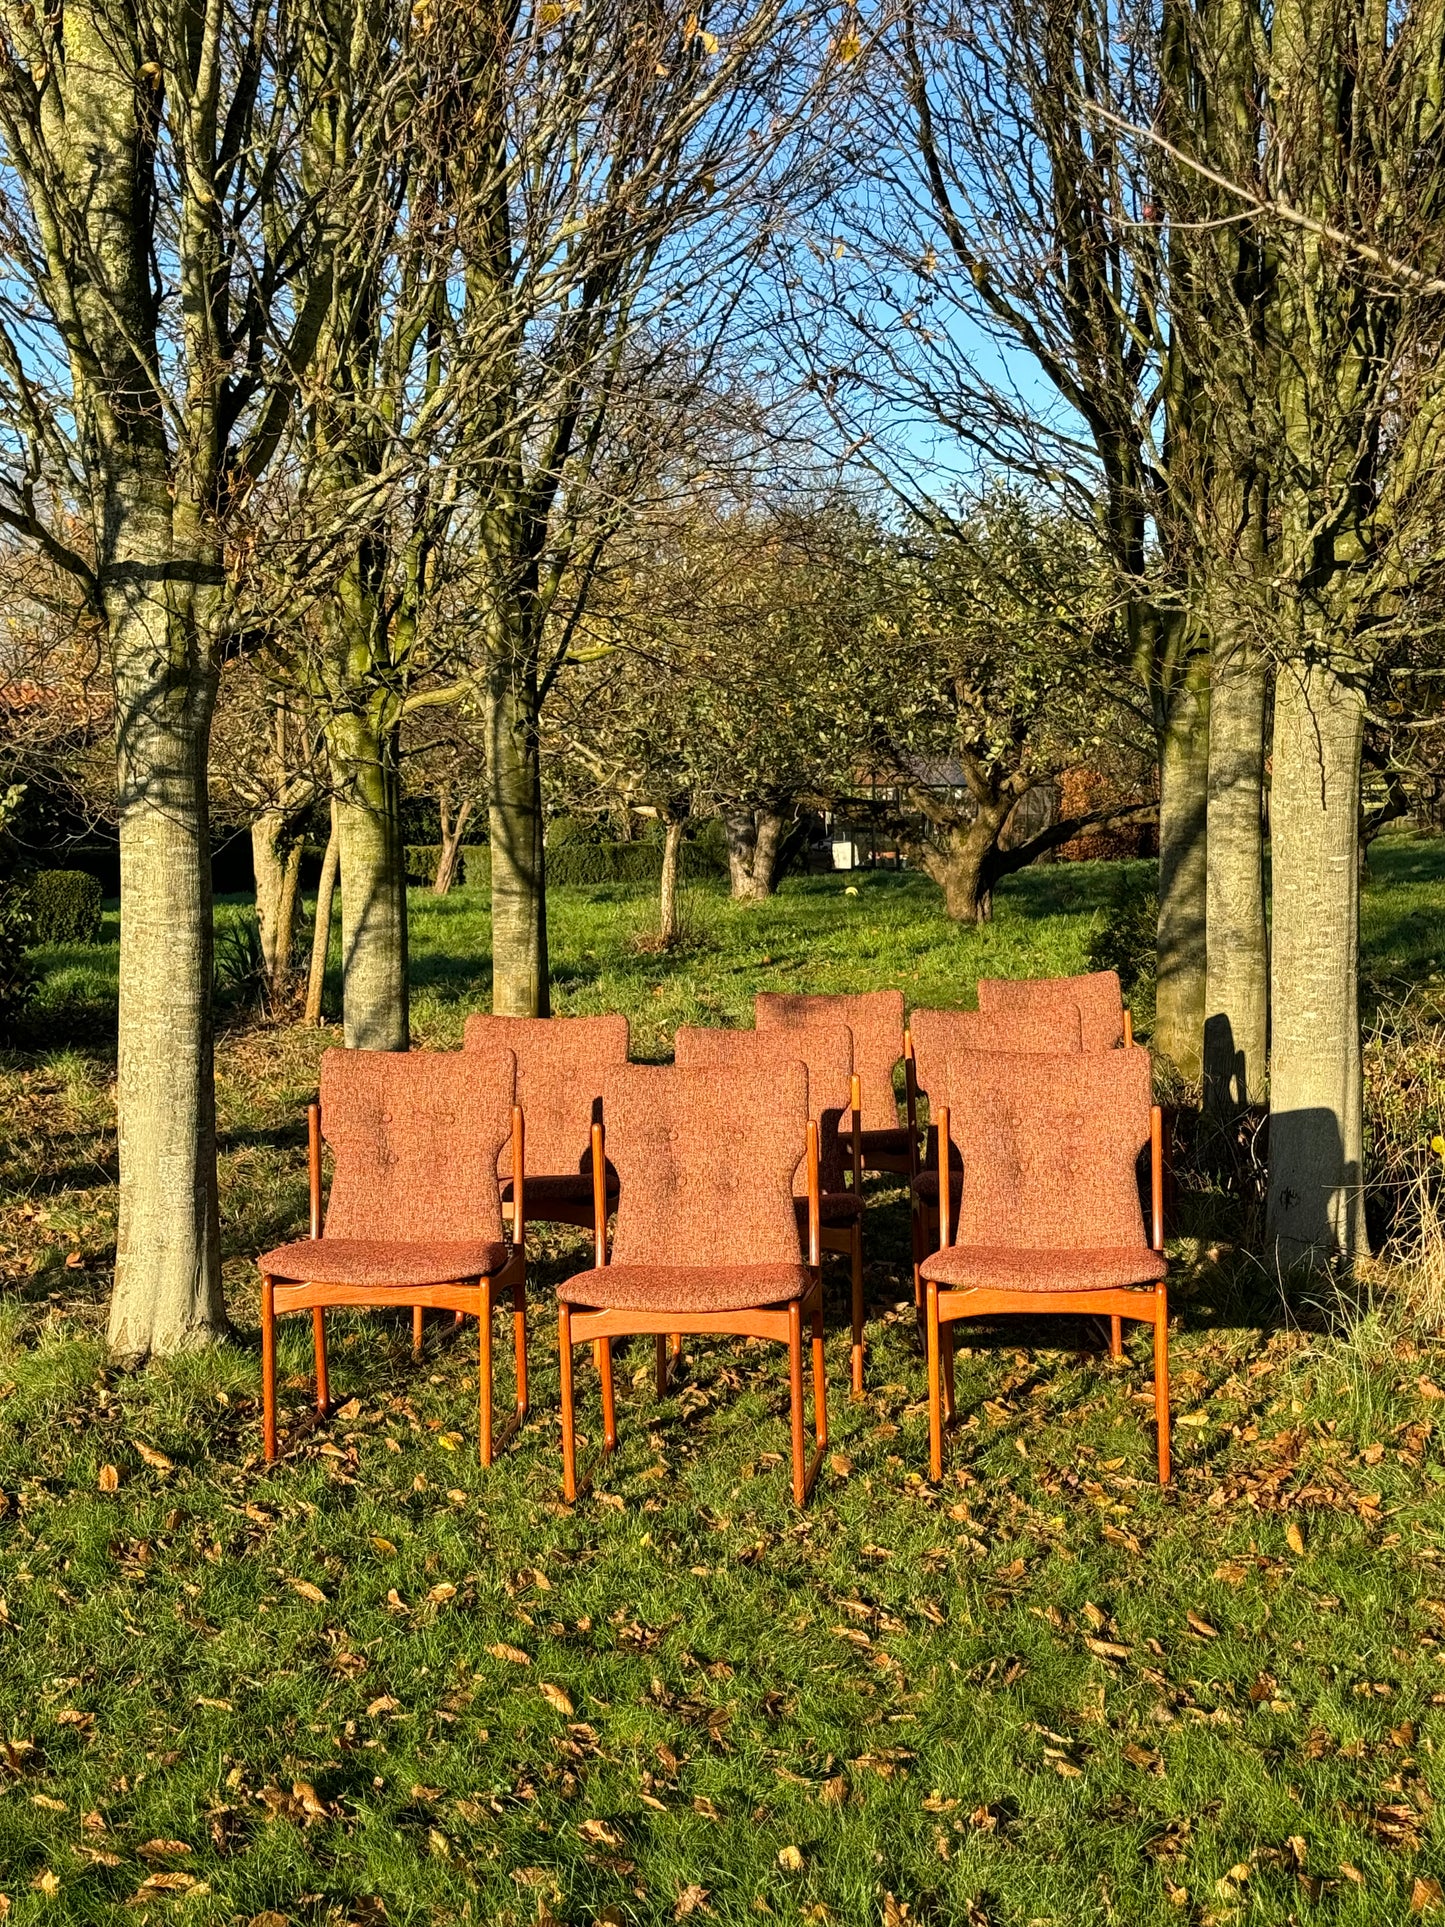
[2,839,1445,1924]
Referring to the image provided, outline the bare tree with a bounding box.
[0,0,371,1354]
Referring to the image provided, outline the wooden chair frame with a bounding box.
[260,1101,529,1468]
[558,1120,827,1506]
[906,1012,1137,1315]
[919,1101,1170,1484]
[820,1073,866,1397]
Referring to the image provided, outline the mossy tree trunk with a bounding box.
[658,817,686,943]
[487,662,550,1016]
[305,804,341,1026]
[1153,646,1210,1082]
[1204,629,1269,1117]
[328,705,409,1051]
[1265,659,1368,1267]
[726,807,786,901]
[251,807,305,1008]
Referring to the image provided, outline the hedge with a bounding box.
[405,841,725,889]
[26,869,104,944]
[405,845,489,887]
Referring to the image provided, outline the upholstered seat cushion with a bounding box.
[501,1171,619,1209]
[796,1192,864,1229]
[859,1125,915,1160]
[919,1244,1166,1292]
[558,1263,815,1312]
[260,1237,509,1287]
[911,1168,963,1206]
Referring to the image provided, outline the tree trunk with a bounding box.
[105,542,227,1360]
[305,803,341,1026]
[251,807,304,1009]
[659,817,685,943]
[918,807,1007,923]
[487,667,549,1015]
[328,708,409,1051]
[1154,649,1210,1081]
[1266,659,1368,1270]
[726,806,785,901]
[1204,634,1269,1118]
[433,796,473,897]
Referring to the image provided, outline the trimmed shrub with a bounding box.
[405,844,490,888]
[545,841,725,887]
[0,884,35,1034]
[27,868,104,945]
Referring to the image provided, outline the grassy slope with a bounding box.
[0,843,1443,1924]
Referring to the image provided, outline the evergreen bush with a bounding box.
[26,868,104,945]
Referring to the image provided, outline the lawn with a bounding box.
[2,842,1445,1924]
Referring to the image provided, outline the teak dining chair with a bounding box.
[756,989,913,1174]
[462,1012,628,1233]
[554,1063,826,1506]
[916,1046,1169,1482]
[975,968,1132,1051]
[674,1022,868,1394]
[256,1045,527,1467]
[906,1005,1085,1308]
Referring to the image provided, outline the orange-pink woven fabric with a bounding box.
[975,969,1125,1052]
[463,1013,629,1177]
[319,1045,514,1246]
[674,1023,853,1194]
[260,1236,509,1287]
[910,1006,1083,1112]
[928,1047,1152,1256]
[601,1062,809,1268]
[755,989,904,1132]
[557,1263,814,1312]
[922,1244,1165,1292]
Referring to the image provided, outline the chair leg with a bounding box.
[911,1200,924,1314]
[941,1318,956,1425]
[261,1276,277,1463]
[655,1334,669,1396]
[599,1337,618,1452]
[811,1296,828,1455]
[413,1304,424,1362]
[312,1307,329,1415]
[1153,1281,1171,1484]
[512,1279,528,1420]
[1110,1313,1124,1360]
[559,1306,578,1504]
[850,1222,865,1399]
[788,1298,806,1505]
[925,1278,943,1481]
[479,1292,493,1468]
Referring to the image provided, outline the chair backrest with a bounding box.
[601,1063,809,1267]
[320,1046,515,1244]
[755,988,904,1132]
[938,1047,1152,1251]
[674,1023,852,1195]
[975,969,1125,1052]
[462,1013,630,1176]
[910,1005,1082,1107]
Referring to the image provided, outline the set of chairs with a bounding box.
[256,971,1170,1501]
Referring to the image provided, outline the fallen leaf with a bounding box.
[64,1251,82,1269]
[248,1914,289,1927]
[540,1683,574,1716]
[133,1442,174,1472]
[30,1795,67,1811]
[287,1578,327,1604]
[135,1841,191,1862]
[370,1536,397,1555]
[97,1465,120,1493]
[129,1871,201,1898]
[578,1818,622,1848]
[1413,1876,1445,1913]
[777,1846,805,1872]
[426,1583,457,1604]
[821,1774,847,1805]
[488,1642,530,1666]
[674,1886,710,1919]
[1084,1636,1131,1661]
[367,1696,400,1717]
[1186,1610,1219,1639]
[336,1398,362,1419]
[829,1454,853,1477]
[1286,1521,1306,1556]
[194,1697,232,1711]
[31,1871,59,1895]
